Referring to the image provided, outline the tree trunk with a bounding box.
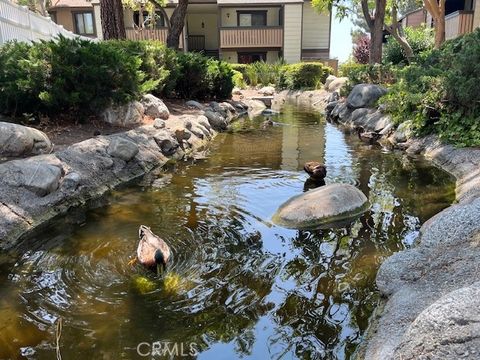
[386,5,414,63]
[360,0,386,64]
[100,0,126,40]
[370,0,387,64]
[167,0,188,49]
[424,0,446,48]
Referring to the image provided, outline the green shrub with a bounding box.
[0,41,50,116]
[339,62,394,95]
[381,65,444,133]
[282,62,332,89]
[108,40,180,96]
[40,37,148,117]
[244,64,259,87]
[383,26,434,65]
[205,59,234,99]
[232,70,246,88]
[175,52,233,99]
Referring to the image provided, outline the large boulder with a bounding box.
[103,101,144,126]
[258,86,276,96]
[0,159,63,196]
[141,94,170,120]
[107,137,139,162]
[272,183,369,229]
[203,110,227,131]
[327,77,349,92]
[0,122,53,157]
[393,281,480,360]
[325,74,337,89]
[346,84,387,109]
[186,100,205,110]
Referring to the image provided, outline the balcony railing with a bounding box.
[220,27,283,48]
[125,28,184,48]
[445,10,474,40]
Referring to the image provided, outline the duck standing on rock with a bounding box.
[304,161,327,181]
[129,225,171,275]
[355,126,382,145]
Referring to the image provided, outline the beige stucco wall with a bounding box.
[187,13,218,50]
[92,2,102,39]
[220,7,281,27]
[52,8,75,33]
[283,3,302,63]
[474,0,480,28]
[302,1,330,50]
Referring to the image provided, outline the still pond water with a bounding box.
[0,106,455,359]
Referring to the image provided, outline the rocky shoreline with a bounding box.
[0,96,249,251]
[273,84,480,359]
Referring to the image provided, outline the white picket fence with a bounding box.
[0,0,93,44]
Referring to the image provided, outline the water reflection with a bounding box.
[0,106,455,359]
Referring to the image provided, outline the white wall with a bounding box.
[187,13,218,50]
[302,1,330,49]
[283,3,302,63]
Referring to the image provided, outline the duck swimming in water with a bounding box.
[303,161,327,181]
[129,225,171,275]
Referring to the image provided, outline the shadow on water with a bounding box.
[0,105,455,359]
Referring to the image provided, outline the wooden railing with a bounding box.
[220,27,283,48]
[188,35,205,51]
[445,10,474,40]
[125,28,184,48]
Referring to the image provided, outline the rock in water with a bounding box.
[272,183,369,229]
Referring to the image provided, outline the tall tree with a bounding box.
[100,0,126,40]
[360,0,387,63]
[313,0,387,64]
[424,0,445,48]
[166,0,188,49]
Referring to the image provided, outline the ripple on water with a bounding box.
[0,106,456,360]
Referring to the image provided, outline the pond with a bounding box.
[0,105,455,359]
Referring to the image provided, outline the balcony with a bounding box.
[445,10,474,40]
[125,28,184,48]
[220,27,283,48]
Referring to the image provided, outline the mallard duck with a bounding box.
[355,126,382,144]
[261,119,274,129]
[129,225,171,275]
[304,161,327,180]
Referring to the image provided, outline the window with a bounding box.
[134,11,166,28]
[238,52,267,64]
[237,11,267,27]
[73,12,95,35]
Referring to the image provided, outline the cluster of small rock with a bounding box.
[0,94,247,249]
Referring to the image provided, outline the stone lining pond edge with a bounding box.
[0,100,248,252]
[272,86,480,359]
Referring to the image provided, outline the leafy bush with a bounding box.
[339,62,394,95]
[381,65,444,133]
[0,41,50,116]
[175,52,233,99]
[379,29,480,146]
[0,38,235,120]
[353,35,370,64]
[232,70,246,88]
[383,26,434,65]
[282,63,333,89]
[108,40,180,96]
[40,37,148,117]
[205,59,234,99]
